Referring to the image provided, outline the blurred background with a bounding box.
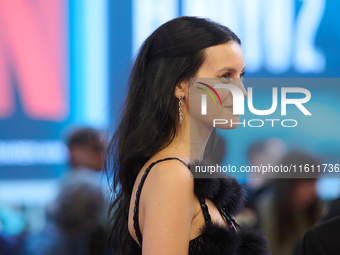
[0,0,339,254]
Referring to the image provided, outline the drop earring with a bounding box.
[179,95,183,124]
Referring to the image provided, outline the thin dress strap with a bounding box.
[133,157,207,246]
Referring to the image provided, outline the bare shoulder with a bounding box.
[147,159,193,183]
[139,159,197,254]
[142,159,195,205]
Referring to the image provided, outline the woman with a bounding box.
[258,151,321,255]
[106,16,269,255]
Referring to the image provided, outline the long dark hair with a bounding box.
[106,16,241,255]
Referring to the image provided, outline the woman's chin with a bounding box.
[213,115,242,130]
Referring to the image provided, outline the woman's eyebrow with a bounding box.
[216,67,236,73]
[215,66,246,74]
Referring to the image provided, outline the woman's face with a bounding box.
[189,41,247,129]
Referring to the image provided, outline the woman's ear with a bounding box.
[175,79,190,99]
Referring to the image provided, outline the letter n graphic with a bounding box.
[0,1,68,121]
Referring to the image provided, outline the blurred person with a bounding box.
[106,16,269,255]
[21,127,110,255]
[293,196,340,255]
[66,127,104,172]
[23,170,108,255]
[257,151,322,255]
[63,126,109,199]
[298,215,340,255]
[236,138,287,229]
[64,127,110,251]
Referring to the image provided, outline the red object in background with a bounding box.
[0,0,68,121]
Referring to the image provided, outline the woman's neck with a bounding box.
[159,117,213,163]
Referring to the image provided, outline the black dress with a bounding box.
[133,157,270,255]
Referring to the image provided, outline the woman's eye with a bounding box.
[221,73,231,79]
[240,71,246,81]
[220,73,232,83]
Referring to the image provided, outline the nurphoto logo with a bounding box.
[194,79,312,128]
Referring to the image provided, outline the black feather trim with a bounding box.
[191,222,270,255]
[237,228,270,255]
[199,221,239,254]
[189,160,246,216]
